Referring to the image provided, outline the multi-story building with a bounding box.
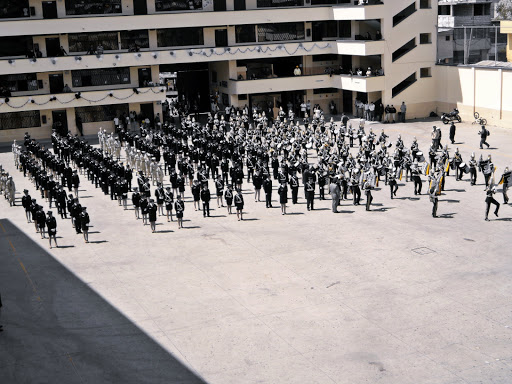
[437,0,501,64]
[0,0,438,142]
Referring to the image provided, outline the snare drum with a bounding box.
[416,151,425,162]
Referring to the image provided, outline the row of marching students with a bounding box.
[15,135,91,245]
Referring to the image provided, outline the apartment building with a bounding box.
[0,0,438,141]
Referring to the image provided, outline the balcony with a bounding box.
[332,2,385,20]
[335,39,385,55]
[0,86,164,114]
[228,73,385,94]
[0,41,338,76]
[0,7,333,37]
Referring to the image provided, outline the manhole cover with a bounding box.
[411,247,436,255]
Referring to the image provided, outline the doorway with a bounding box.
[234,0,246,10]
[213,0,226,11]
[46,38,61,57]
[133,0,147,15]
[342,90,353,115]
[52,110,68,135]
[215,30,228,48]
[42,1,58,19]
[140,103,154,125]
[138,68,152,87]
[49,74,64,94]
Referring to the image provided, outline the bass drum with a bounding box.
[460,162,470,174]
[416,151,425,163]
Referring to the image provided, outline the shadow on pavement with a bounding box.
[0,219,206,384]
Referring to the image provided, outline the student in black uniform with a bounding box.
[224,184,234,214]
[132,187,141,219]
[164,187,174,222]
[46,211,58,248]
[363,180,373,211]
[21,189,32,223]
[191,179,201,211]
[148,199,158,232]
[36,205,46,238]
[253,170,263,202]
[306,177,315,210]
[140,196,149,225]
[278,181,288,215]
[175,195,185,229]
[201,184,211,217]
[290,172,299,204]
[80,207,90,242]
[234,188,244,221]
[155,183,165,216]
[215,175,224,208]
[263,174,273,208]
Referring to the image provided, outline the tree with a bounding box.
[496,0,512,20]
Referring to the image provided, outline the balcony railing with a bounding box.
[0,86,164,113]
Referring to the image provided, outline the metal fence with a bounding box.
[437,25,508,66]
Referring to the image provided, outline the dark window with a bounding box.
[0,36,32,57]
[420,33,431,44]
[0,0,30,18]
[445,35,450,41]
[311,0,337,4]
[420,67,431,78]
[338,20,351,39]
[419,0,430,9]
[0,73,38,93]
[392,38,416,62]
[474,4,490,16]
[71,68,130,87]
[438,5,450,15]
[68,32,119,52]
[256,0,303,8]
[75,104,129,123]
[393,2,416,27]
[211,71,217,83]
[312,54,338,62]
[0,110,40,129]
[392,72,416,97]
[312,21,338,41]
[65,0,122,15]
[157,28,204,47]
[257,23,305,42]
[238,94,247,100]
[120,30,149,50]
[155,0,202,11]
[313,88,338,94]
[236,25,256,43]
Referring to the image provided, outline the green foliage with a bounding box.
[496,0,512,20]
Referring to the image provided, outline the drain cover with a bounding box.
[411,247,436,255]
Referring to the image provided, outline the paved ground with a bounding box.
[1,118,511,384]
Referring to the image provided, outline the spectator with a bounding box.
[62,84,72,93]
[293,66,301,76]
[400,101,407,123]
[376,30,382,40]
[97,44,104,55]
[59,46,67,56]
[366,67,372,77]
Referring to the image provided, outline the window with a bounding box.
[0,73,38,93]
[75,104,129,123]
[0,110,40,129]
[420,67,431,78]
[0,0,30,18]
[120,30,149,50]
[155,0,202,11]
[392,38,416,62]
[392,72,416,97]
[313,88,338,94]
[256,0,303,8]
[420,33,431,44]
[157,28,204,47]
[71,68,130,87]
[236,25,256,44]
[445,36,450,41]
[438,5,450,15]
[474,4,490,16]
[312,54,338,62]
[393,2,416,27]
[65,0,122,15]
[0,36,32,57]
[211,71,217,83]
[238,94,248,101]
[68,32,119,52]
[257,23,305,42]
[419,0,430,9]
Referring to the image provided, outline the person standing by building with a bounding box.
[449,122,456,144]
[363,179,373,211]
[306,177,315,210]
[400,102,407,123]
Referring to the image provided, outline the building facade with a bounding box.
[0,0,438,142]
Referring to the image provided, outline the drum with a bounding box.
[416,151,425,162]
[460,162,470,174]
[306,143,312,149]
[353,133,358,139]
[334,129,339,135]
[387,142,393,148]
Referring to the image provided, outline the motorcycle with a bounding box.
[441,108,461,124]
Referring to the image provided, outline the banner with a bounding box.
[421,162,429,176]
[499,171,511,187]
